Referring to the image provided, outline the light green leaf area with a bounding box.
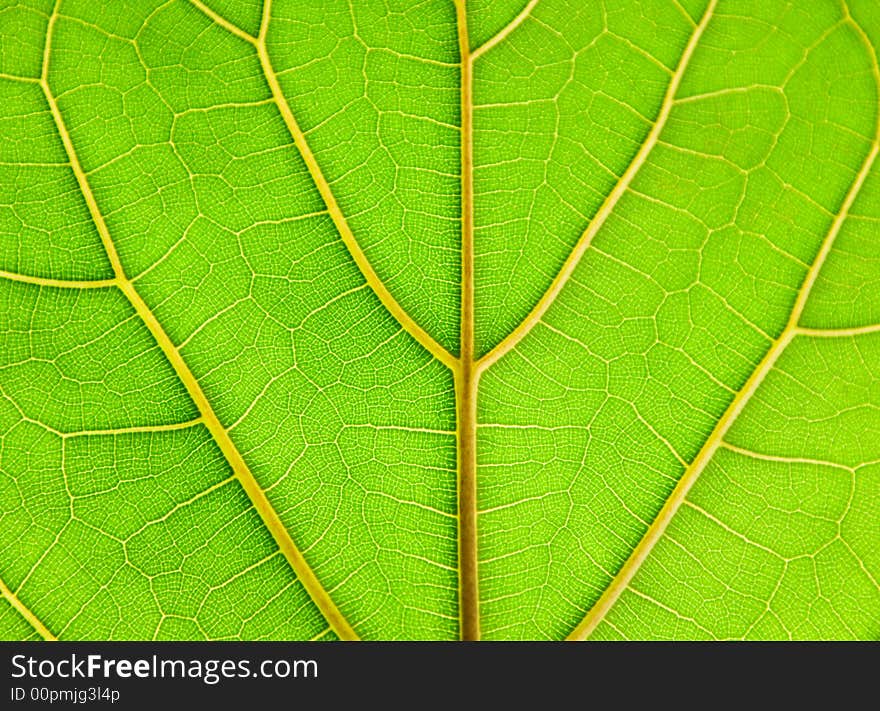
[0,0,878,641]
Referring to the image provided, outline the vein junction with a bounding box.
[6,0,361,642]
[2,0,878,642]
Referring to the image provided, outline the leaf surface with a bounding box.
[0,0,878,641]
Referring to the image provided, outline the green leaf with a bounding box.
[1,0,878,641]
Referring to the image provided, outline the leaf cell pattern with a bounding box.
[0,0,878,641]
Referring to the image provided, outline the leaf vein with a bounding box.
[37,1,359,642]
[566,2,880,638]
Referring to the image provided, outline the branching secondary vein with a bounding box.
[477,0,719,375]
[470,0,540,61]
[0,575,56,641]
[254,0,457,372]
[0,271,117,289]
[36,2,359,643]
[12,0,871,643]
[567,0,880,641]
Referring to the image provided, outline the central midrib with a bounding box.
[31,0,842,644]
[455,0,480,642]
[238,0,720,641]
[32,0,726,643]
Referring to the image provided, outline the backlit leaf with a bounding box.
[0,0,878,641]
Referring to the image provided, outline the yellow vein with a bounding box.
[255,0,456,371]
[0,72,41,84]
[796,323,880,338]
[719,441,854,473]
[455,0,480,642]
[471,0,539,62]
[310,627,334,641]
[40,7,358,642]
[0,575,56,641]
[0,270,117,289]
[62,418,205,439]
[568,73,880,643]
[477,0,717,374]
[188,0,257,45]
